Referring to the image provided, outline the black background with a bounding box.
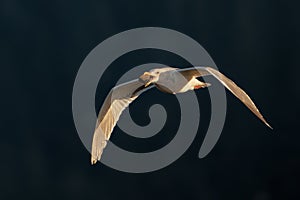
[1,0,300,199]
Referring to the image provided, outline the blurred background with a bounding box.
[1,0,299,199]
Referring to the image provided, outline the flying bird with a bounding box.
[91,66,272,164]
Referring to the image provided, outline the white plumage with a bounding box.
[91,67,272,164]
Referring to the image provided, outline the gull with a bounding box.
[91,66,272,164]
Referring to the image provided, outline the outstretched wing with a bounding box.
[177,66,272,129]
[91,79,153,164]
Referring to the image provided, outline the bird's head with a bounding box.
[139,68,162,87]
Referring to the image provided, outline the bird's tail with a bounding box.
[204,82,211,87]
[194,81,211,89]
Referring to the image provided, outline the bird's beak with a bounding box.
[144,81,152,87]
[139,72,153,87]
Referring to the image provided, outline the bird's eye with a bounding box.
[156,72,159,74]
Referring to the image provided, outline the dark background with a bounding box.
[1,0,299,199]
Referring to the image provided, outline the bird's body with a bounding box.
[154,68,209,94]
[91,66,272,164]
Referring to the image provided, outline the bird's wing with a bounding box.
[91,79,153,164]
[176,67,211,79]
[177,67,272,128]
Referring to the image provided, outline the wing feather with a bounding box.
[91,79,153,164]
[176,67,211,78]
[178,67,272,129]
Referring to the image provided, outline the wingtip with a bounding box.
[91,157,98,165]
[266,122,273,130]
[261,117,273,130]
